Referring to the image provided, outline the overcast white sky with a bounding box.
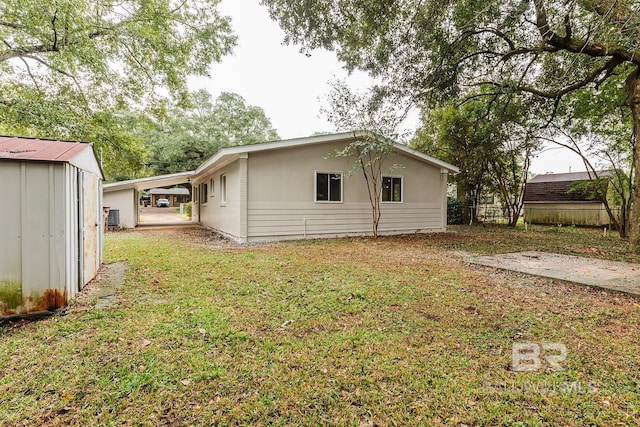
[190,1,585,175]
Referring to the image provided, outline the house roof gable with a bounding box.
[195,131,459,175]
[103,131,458,190]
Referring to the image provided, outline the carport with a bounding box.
[103,171,194,229]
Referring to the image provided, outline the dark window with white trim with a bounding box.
[382,176,402,202]
[220,174,227,203]
[316,172,342,202]
[202,183,208,204]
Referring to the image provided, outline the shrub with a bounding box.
[447,197,463,225]
[185,202,192,217]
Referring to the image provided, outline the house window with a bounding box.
[316,172,342,202]
[194,186,199,203]
[480,194,494,204]
[382,176,402,202]
[220,174,227,203]
[202,183,208,204]
[210,178,214,198]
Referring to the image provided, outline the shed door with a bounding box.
[81,171,100,287]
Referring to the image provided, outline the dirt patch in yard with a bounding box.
[72,262,127,311]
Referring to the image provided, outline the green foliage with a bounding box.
[0,0,236,180]
[414,94,540,226]
[0,280,22,311]
[413,100,500,223]
[447,197,463,225]
[185,202,192,217]
[139,90,279,175]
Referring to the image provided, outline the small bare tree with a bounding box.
[322,81,409,237]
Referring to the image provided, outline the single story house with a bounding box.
[523,170,613,226]
[191,131,458,242]
[103,131,458,241]
[0,136,103,316]
[147,187,191,207]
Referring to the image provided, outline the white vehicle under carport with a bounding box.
[156,198,170,208]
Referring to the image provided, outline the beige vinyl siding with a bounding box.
[196,159,244,239]
[247,202,444,239]
[246,141,446,241]
[103,188,137,229]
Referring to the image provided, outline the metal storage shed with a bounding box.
[0,136,104,316]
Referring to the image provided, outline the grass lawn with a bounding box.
[1,225,639,425]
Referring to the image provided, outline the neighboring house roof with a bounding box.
[195,130,460,175]
[523,170,612,203]
[527,170,613,183]
[148,187,190,196]
[0,135,103,178]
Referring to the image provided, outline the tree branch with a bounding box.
[534,0,640,64]
[485,56,624,99]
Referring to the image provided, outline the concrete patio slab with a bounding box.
[470,251,640,296]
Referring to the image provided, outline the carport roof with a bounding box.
[148,187,190,195]
[104,171,194,192]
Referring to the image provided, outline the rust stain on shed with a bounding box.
[1,288,67,316]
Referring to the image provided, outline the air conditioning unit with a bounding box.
[107,209,120,227]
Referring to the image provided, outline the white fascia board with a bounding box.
[393,143,459,173]
[103,171,195,192]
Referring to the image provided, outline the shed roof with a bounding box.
[0,135,103,177]
[0,135,91,161]
[523,170,612,203]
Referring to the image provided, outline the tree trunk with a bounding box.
[457,181,471,224]
[620,202,629,238]
[626,68,640,248]
[508,203,520,227]
[372,202,379,238]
